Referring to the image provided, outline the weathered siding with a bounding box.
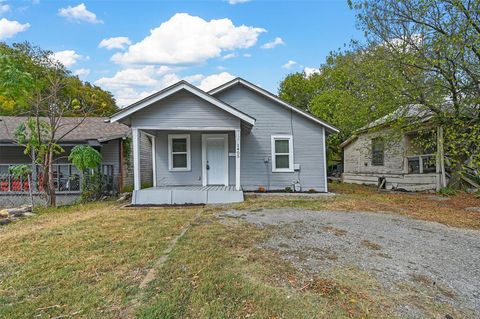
[153,131,235,186]
[342,129,440,191]
[130,90,241,129]
[343,129,406,175]
[213,84,327,192]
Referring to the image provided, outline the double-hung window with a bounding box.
[168,134,191,171]
[271,135,294,172]
[371,137,385,166]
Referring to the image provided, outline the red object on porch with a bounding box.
[0,180,8,192]
[11,179,21,191]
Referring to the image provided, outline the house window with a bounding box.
[168,134,191,171]
[271,135,293,172]
[372,138,384,166]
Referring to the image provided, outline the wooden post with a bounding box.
[132,128,141,191]
[439,125,447,188]
[436,125,447,190]
[235,128,241,191]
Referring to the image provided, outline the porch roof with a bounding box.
[109,81,256,126]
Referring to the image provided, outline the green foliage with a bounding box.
[122,137,132,169]
[9,164,32,178]
[14,118,64,164]
[349,0,480,187]
[122,184,134,193]
[439,187,457,197]
[68,145,104,202]
[68,145,103,172]
[0,42,117,116]
[279,46,411,160]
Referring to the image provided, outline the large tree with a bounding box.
[349,0,480,187]
[1,43,117,206]
[279,46,412,161]
[0,42,117,116]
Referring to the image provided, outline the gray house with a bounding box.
[109,78,338,205]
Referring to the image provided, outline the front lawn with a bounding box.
[1,184,478,318]
[0,202,199,318]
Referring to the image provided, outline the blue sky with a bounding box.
[0,0,363,106]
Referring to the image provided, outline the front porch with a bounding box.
[132,185,244,205]
[131,127,245,205]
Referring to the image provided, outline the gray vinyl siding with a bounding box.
[139,133,153,187]
[214,85,327,192]
[130,90,241,129]
[100,140,121,175]
[153,131,235,186]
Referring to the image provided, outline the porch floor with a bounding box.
[132,185,244,205]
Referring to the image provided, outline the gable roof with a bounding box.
[339,104,433,148]
[208,77,339,133]
[109,80,256,126]
[0,116,129,143]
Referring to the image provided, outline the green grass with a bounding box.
[0,202,199,318]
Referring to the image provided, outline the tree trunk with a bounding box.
[48,151,56,207]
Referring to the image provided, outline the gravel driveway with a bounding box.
[220,209,480,318]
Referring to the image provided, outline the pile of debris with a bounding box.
[0,205,35,225]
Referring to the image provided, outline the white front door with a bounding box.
[203,134,228,186]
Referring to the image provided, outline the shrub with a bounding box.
[439,186,457,196]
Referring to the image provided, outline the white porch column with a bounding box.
[235,128,241,191]
[151,134,157,187]
[132,127,141,191]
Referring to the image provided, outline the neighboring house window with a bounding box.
[371,138,384,166]
[271,135,294,172]
[168,134,191,171]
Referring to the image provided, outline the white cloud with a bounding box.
[0,3,10,14]
[99,36,131,50]
[243,53,251,58]
[52,50,83,67]
[58,3,103,24]
[221,53,236,60]
[282,60,297,69]
[198,72,235,91]
[0,18,30,40]
[111,13,265,65]
[304,67,320,77]
[74,68,90,78]
[227,0,250,4]
[94,67,235,107]
[94,66,163,89]
[114,87,158,108]
[261,37,284,49]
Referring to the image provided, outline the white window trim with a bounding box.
[271,135,294,173]
[168,134,191,171]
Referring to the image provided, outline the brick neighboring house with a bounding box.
[0,116,152,206]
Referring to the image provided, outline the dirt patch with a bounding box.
[361,239,382,250]
[234,208,480,318]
